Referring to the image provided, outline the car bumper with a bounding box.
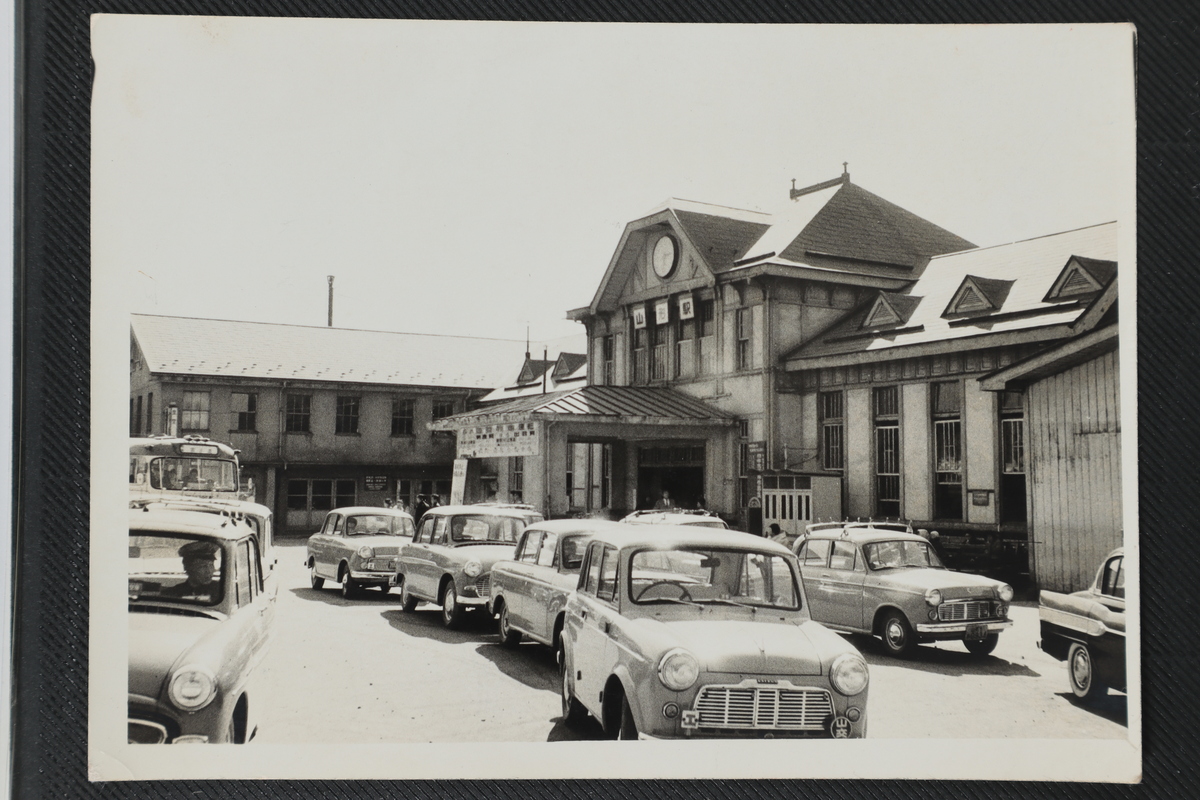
[915,619,1013,635]
[349,569,394,584]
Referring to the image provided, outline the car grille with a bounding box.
[372,546,402,557]
[694,685,833,731]
[474,574,491,599]
[938,600,994,621]
[128,719,168,744]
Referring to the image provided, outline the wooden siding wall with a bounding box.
[1027,349,1123,592]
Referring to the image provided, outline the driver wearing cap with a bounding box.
[165,540,222,601]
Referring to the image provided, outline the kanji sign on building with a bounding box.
[457,422,541,459]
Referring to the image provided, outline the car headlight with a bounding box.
[357,546,374,559]
[168,665,217,711]
[998,584,1014,602]
[924,588,943,606]
[829,653,869,696]
[464,560,482,578]
[657,648,700,691]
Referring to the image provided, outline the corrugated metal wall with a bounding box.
[1027,349,1123,592]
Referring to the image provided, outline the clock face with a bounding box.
[652,234,679,279]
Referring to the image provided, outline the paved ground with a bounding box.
[254,540,1128,743]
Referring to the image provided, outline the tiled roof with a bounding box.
[480,351,589,404]
[785,222,1118,366]
[437,385,736,427]
[131,314,559,390]
[673,209,772,269]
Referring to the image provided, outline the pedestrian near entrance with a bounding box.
[414,494,430,522]
[767,523,787,544]
[654,490,673,509]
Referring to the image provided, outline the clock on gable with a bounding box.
[652,234,680,279]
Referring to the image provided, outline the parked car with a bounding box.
[306,506,416,598]
[128,505,275,744]
[793,522,1014,657]
[395,504,544,628]
[621,509,729,529]
[1039,548,1126,700]
[489,519,621,649]
[560,525,870,739]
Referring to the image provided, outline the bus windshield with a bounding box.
[148,457,238,492]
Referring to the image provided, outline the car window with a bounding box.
[863,540,944,570]
[537,532,559,567]
[248,537,263,595]
[629,547,800,609]
[596,545,619,603]
[234,540,252,608]
[416,517,434,543]
[1101,556,1125,599]
[582,542,603,595]
[128,534,225,607]
[799,539,832,567]
[347,514,413,536]
[320,514,336,535]
[517,530,542,563]
[829,541,858,571]
[432,516,448,545]
[558,536,587,571]
[333,515,345,535]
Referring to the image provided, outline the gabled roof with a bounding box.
[942,275,1015,318]
[1043,255,1118,302]
[131,314,558,390]
[434,385,736,428]
[480,350,589,405]
[861,293,923,329]
[784,221,1118,369]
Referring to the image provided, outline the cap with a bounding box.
[179,540,220,561]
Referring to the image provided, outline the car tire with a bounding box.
[964,634,999,656]
[224,714,239,744]
[309,562,324,590]
[398,577,419,612]
[498,603,522,647]
[617,694,638,740]
[340,570,358,600]
[377,583,390,595]
[559,648,587,727]
[1068,642,1105,700]
[880,611,916,657]
[441,580,465,629]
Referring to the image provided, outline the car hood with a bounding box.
[128,611,219,698]
[453,544,517,567]
[872,568,1002,596]
[633,618,825,676]
[346,535,410,552]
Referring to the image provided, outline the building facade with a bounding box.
[130,314,580,534]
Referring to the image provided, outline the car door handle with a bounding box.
[602,621,611,635]
[580,609,588,620]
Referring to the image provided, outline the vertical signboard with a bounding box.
[450,458,468,506]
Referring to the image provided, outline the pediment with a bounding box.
[1044,256,1117,303]
[861,292,921,329]
[942,275,1014,318]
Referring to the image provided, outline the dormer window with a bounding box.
[1043,256,1117,303]
[941,275,1014,319]
[861,293,921,330]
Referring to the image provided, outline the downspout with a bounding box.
[763,279,774,470]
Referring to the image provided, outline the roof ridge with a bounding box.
[928,220,1118,261]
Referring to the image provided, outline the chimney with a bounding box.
[327,276,335,327]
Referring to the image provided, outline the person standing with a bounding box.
[414,494,430,523]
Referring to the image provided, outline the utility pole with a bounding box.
[327,276,335,327]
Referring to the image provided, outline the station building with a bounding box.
[436,171,1122,585]
[130,314,581,534]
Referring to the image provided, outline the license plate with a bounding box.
[965,623,988,640]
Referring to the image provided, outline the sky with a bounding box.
[92,18,1134,344]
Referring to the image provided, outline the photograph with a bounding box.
[87,16,1138,781]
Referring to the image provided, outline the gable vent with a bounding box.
[1060,267,1099,296]
[864,300,900,328]
[956,286,989,312]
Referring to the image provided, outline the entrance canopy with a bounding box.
[431,385,736,432]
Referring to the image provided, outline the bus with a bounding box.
[129,435,242,501]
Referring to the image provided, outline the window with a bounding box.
[286,479,308,510]
[234,540,253,608]
[999,391,1027,524]
[583,543,603,595]
[650,318,668,381]
[799,539,831,567]
[697,300,715,375]
[432,400,455,437]
[391,398,414,436]
[134,395,143,435]
[829,541,859,571]
[820,391,844,471]
[736,307,753,370]
[130,398,136,435]
[602,335,615,386]
[874,387,901,518]
[931,382,963,520]
[632,325,648,385]
[597,545,618,603]
[180,391,210,431]
[517,531,542,563]
[232,393,256,432]
[1101,556,1125,599]
[509,457,524,503]
[286,394,311,433]
[289,478,356,512]
[146,393,154,435]
[675,315,695,379]
[336,396,360,434]
[537,532,560,567]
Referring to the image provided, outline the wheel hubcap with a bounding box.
[887,621,904,648]
[1072,652,1090,687]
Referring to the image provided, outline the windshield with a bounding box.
[449,515,526,545]
[129,533,225,607]
[345,514,414,537]
[629,547,800,610]
[863,540,944,570]
[148,457,238,492]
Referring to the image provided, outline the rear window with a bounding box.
[448,515,526,544]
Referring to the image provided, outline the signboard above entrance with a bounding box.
[457,422,541,459]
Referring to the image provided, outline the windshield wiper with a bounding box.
[705,598,760,611]
[640,596,703,609]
